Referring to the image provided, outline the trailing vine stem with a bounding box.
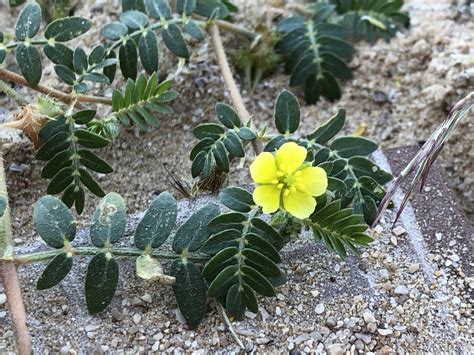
[0,68,112,106]
[0,151,33,355]
[13,246,211,265]
[0,79,27,106]
[209,23,262,155]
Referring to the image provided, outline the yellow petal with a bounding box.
[250,152,278,184]
[297,166,328,196]
[282,190,316,219]
[275,142,307,174]
[253,185,281,214]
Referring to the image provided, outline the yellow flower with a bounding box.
[250,142,328,219]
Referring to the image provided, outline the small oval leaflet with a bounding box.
[101,21,128,41]
[274,89,300,134]
[170,260,207,329]
[172,203,220,253]
[134,192,177,250]
[85,253,119,315]
[33,196,76,248]
[15,2,42,41]
[45,17,92,42]
[37,252,73,290]
[16,43,42,86]
[90,193,127,247]
[219,186,254,213]
[162,24,189,59]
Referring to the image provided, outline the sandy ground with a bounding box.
[0,0,473,243]
[0,0,473,352]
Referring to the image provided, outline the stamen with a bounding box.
[277,183,284,190]
[271,179,279,184]
[276,171,285,177]
[290,186,296,192]
[283,189,290,196]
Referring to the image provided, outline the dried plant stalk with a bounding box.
[373,92,474,226]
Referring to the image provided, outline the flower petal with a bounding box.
[250,152,278,184]
[282,190,316,219]
[275,142,307,174]
[253,185,281,214]
[297,166,328,196]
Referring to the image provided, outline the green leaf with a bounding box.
[78,168,106,197]
[212,141,229,172]
[75,129,110,148]
[330,136,378,158]
[120,10,148,29]
[16,43,42,86]
[237,127,257,141]
[89,45,105,65]
[47,167,74,194]
[170,260,207,329]
[349,156,392,184]
[78,149,113,174]
[73,48,88,74]
[177,0,196,15]
[44,43,74,69]
[83,73,110,84]
[103,51,117,83]
[85,253,119,315]
[36,131,69,161]
[162,24,189,58]
[101,21,128,40]
[223,131,244,157]
[33,195,76,248]
[184,20,204,40]
[216,103,240,128]
[274,89,300,134]
[45,17,92,42]
[37,253,73,290]
[54,64,76,85]
[119,40,138,79]
[138,31,159,74]
[90,193,127,247]
[219,186,254,212]
[307,109,345,143]
[145,0,172,19]
[72,110,96,125]
[15,2,42,41]
[193,123,225,140]
[172,204,220,253]
[41,149,72,179]
[134,192,177,249]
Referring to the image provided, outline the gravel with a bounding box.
[0,0,472,353]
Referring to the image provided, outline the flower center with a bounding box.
[271,170,304,196]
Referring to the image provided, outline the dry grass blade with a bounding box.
[373,92,474,227]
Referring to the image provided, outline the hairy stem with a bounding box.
[0,69,112,106]
[0,79,27,106]
[0,153,32,355]
[209,24,262,155]
[13,246,211,265]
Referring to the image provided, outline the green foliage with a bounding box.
[277,3,354,104]
[111,73,177,130]
[202,187,285,318]
[36,111,112,214]
[99,0,213,82]
[190,103,257,178]
[276,1,409,104]
[8,2,93,86]
[329,0,410,43]
[306,199,373,259]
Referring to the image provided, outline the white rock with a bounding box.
[452,296,461,305]
[0,294,6,306]
[133,313,141,324]
[315,303,325,314]
[363,311,376,324]
[377,328,393,336]
[392,226,406,236]
[435,232,443,241]
[326,343,345,355]
[408,263,420,273]
[449,254,460,262]
[394,285,409,295]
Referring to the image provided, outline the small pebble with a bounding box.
[408,263,420,273]
[315,304,325,314]
[394,285,409,295]
[0,294,6,306]
[392,226,406,236]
